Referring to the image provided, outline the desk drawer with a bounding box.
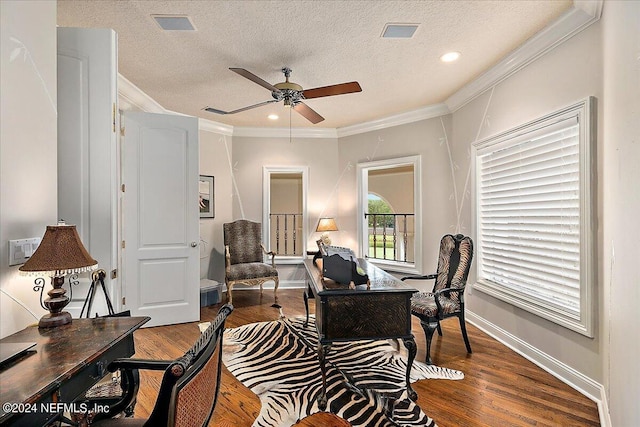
[58,336,134,403]
[319,293,411,341]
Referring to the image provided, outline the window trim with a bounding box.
[262,166,309,264]
[357,155,422,274]
[471,97,596,337]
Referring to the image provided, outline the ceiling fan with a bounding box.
[204,67,362,124]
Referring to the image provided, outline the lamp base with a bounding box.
[38,311,72,328]
[320,233,332,246]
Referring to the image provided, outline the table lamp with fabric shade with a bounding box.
[316,217,338,245]
[19,221,98,328]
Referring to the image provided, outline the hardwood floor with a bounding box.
[129,289,599,426]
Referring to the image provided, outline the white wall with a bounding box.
[451,16,604,384]
[338,117,454,286]
[0,1,58,337]
[232,135,339,283]
[233,135,339,241]
[199,128,233,284]
[601,1,640,425]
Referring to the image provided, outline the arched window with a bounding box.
[357,155,422,274]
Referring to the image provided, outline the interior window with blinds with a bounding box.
[472,97,596,337]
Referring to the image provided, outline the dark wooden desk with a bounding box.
[302,258,418,409]
[0,316,149,426]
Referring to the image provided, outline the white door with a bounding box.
[122,111,200,327]
[57,27,119,317]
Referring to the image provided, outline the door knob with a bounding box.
[190,241,198,247]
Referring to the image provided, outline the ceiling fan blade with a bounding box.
[302,81,362,99]
[204,99,278,115]
[293,102,325,124]
[230,68,280,92]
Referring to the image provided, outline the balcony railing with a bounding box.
[269,213,303,256]
[364,213,415,263]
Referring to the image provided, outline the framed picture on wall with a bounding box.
[199,175,214,218]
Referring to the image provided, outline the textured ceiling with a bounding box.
[57,0,573,129]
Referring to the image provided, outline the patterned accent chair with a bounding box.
[223,220,279,305]
[402,234,473,364]
[91,304,233,427]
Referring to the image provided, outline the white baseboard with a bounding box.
[597,385,612,427]
[466,311,610,427]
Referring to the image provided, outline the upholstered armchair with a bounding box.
[223,220,279,304]
[402,234,474,364]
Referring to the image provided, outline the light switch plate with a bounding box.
[9,237,41,266]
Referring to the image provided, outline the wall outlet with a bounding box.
[9,237,41,266]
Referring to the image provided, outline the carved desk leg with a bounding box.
[303,285,310,327]
[402,336,418,402]
[317,343,331,410]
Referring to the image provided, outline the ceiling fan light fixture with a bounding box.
[152,15,196,31]
[381,23,419,39]
[440,51,461,63]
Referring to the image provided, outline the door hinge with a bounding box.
[122,297,126,305]
[121,184,125,192]
[120,126,125,136]
[112,103,116,133]
[111,269,117,279]
[121,240,125,249]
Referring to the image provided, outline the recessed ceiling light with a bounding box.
[381,23,419,39]
[152,15,195,31]
[440,51,461,63]
[268,114,279,120]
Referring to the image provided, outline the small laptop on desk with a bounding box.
[0,342,37,368]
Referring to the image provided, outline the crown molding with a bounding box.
[337,103,450,138]
[117,71,448,139]
[233,126,337,139]
[234,103,450,139]
[445,1,603,112]
[118,73,234,136]
[198,117,234,136]
[574,0,604,19]
[118,0,603,139]
[117,74,166,113]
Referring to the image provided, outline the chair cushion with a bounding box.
[227,262,278,282]
[224,220,263,264]
[411,292,460,317]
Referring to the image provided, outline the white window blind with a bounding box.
[473,98,595,337]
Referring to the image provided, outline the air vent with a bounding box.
[152,15,195,31]
[381,23,419,39]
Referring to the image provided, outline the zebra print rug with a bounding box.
[222,315,463,427]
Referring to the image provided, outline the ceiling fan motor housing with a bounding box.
[273,79,304,105]
[273,68,304,105]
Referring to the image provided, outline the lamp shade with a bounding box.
[19,223,97,276]
[316,218,338,232]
